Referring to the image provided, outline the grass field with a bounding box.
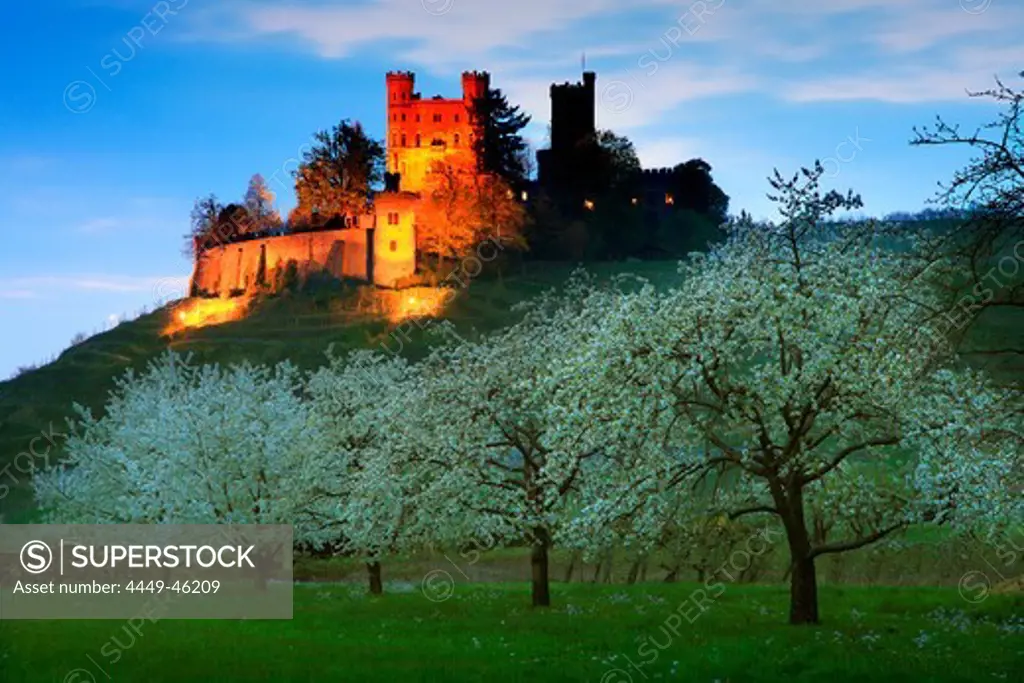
[2,582,1021,682]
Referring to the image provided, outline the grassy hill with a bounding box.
[2,255,1020,523]
[0,261,685,521]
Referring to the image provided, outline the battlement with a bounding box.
[461,70,490,79]
[386,71,415,79]
[641,167,675,177]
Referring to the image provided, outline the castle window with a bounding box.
[392,114,396,121]
[665,193,674,206]
[416,114,421,122]
[401,134,407,147]
[455,114,461,122]
[631,197,638,205]
[387,212,400,225]
[390,240,398,252]
[521,190,528,201]
[453,133,460,147]
[433,113,442,123]
[401,113,406,121]
[392,135,397,147]
[415,134,421,147]
[584,199,595,210]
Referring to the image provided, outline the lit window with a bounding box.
[584,199,594,210]
[665,193,674,206]
[390,240,398,252]
[631,197,638,205]
[521,191,528,201]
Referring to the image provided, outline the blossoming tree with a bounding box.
[571,164,1021,624]
[406,276,662,607]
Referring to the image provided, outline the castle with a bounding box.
[189,67,680,298]
[190,71,491,297]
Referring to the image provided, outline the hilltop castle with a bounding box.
[190,71,491,296]
[190,67,678,298]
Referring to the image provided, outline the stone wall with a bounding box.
[190,228,370,298]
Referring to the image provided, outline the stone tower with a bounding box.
[384,70,488,193]
[537,70,597,190]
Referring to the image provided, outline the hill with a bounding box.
[0,261,684,521]
[2,253,1020,523]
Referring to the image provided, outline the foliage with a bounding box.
[184,193,224,256]
[33,353,325,525]
[565,162,1022,623]
[294,119,385,223]
[472,87,531,186]
[244,173,284,235]
[419,157,527,257]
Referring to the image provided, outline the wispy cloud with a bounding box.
[0,274,189,298]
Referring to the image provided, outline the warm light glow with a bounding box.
[631,197,638,205]
[367,286,452,323]
[163,296,250,335]
[521,190,528,201]
[583,199,594,210]
[665,193,674,205]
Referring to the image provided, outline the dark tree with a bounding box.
[668,159,730,225]
[295,120,385,221]
[472,88,531,186]
[910,71,1024,371]
[184,193,224,256]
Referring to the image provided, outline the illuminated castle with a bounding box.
[385,70,489,192]
[190,71,488,297]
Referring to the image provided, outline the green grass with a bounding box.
[1,582,1021,682]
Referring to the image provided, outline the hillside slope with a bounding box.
[0,262,684,520]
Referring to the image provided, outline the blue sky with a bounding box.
[1,0,1022,378]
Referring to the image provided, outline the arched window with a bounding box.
[454,133,460,147]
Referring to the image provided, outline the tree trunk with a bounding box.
[600,553,614,583]
[789,556,819,624]
[772,479,820,625]
[563,551,580,583]
[531,528,551,607]
[367,561,383,595]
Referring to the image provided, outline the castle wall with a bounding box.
[191,229,370,297]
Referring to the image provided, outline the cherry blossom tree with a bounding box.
[569,163,1021,624]
[34,352,325,527]
[406,274,663,607]
[302,348,429,594]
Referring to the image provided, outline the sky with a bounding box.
[1,0,1022,378]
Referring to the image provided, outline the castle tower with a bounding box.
[538,70,597,190]
[461,70,490,106]
[549,70,596,151]
[383,70,485,193]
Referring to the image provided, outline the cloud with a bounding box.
[0,275,190,298]
[0,289,38,300]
